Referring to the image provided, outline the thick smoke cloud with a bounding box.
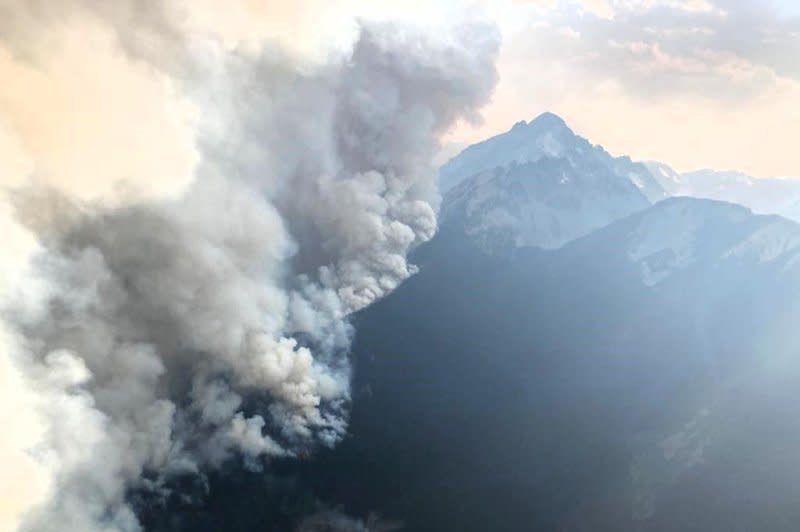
[195,21,499,311]
[0,5,499,532]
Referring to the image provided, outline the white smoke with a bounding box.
[0,4,499,531]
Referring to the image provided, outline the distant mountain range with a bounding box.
[646,163,800,222]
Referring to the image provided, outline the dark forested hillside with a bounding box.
[137,198,800,531]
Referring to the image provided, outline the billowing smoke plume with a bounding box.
[0,5,499,532]
[194,21,499,312]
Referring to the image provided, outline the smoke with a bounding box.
[295,510,402,532]
[194,21,499,311]
[0,4,499,532]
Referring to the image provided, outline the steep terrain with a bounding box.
[133,113,800,532]
[138,197,800,531]
[439,112,666,202]
[439,113,665,252]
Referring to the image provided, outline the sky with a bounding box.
[775,0,800,17]
[483,0,800,177]
[0,0,798,191]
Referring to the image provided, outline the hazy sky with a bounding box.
[254,0,800,177]
[0,0,798,206]
[479,0,800,177]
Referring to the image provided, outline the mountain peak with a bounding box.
[507,113,571,137]
[529,111,568,129]
[439,111,667,202]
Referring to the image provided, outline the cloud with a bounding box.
[498,1,792,103]
[503,0,800,102]
[442,0,800,178]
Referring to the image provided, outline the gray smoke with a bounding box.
[195,21,499,311]
[0,10,499,532]
[295,510,403,532]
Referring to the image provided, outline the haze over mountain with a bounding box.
[439,112,800,256]
[331,195,800,532]
[440,112,667,201]
[134,114,800,532]
[140,194,800,531]
[441,156,649,252]
[438,113,664,252]
[646,162,800,223]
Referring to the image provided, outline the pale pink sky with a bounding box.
[0,0,798,210]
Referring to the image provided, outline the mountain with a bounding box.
[326,196,800,532]
[138,197,800,532]
[438,113,667,252]
[439,112,667,202]
[134,116,800,532]
[578,196,800,286]
[440,156,650,252]
[644,160,684,195]
[644,162,800,222]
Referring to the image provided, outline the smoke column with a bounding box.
[0,2,499,531]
